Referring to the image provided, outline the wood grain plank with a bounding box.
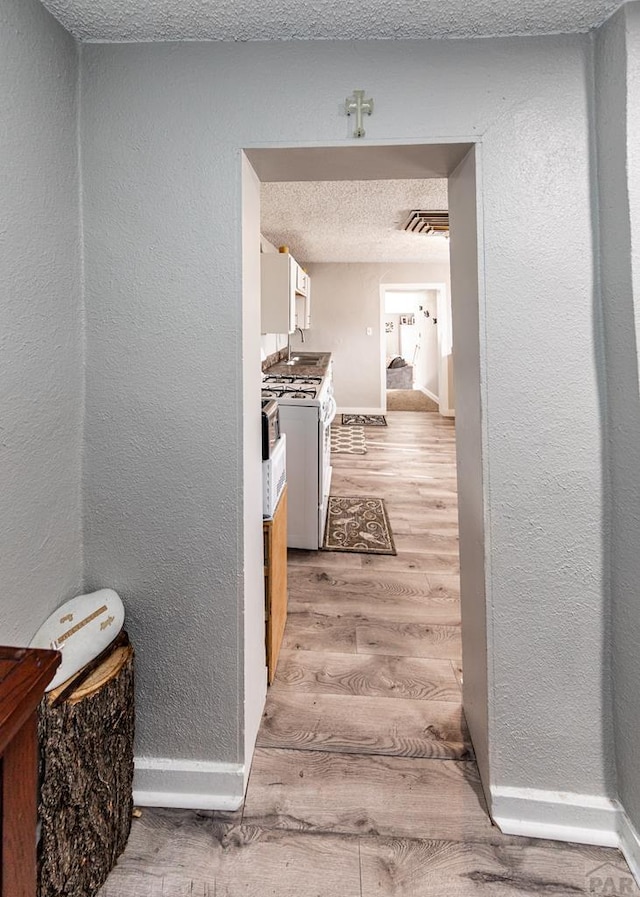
[344,452,456,464]
[360,550,460,574]
[287,567,460,624]
[273,650,461,702]
[97,814,361,897]
[339,463,457,477]
[385,515,460,534]
[391,532,460,555]
[289,592,460,624]
[362,441,456,451]
[391,514,461,535]
[289,566,460,599]
[256,690,471,759]
[288,548,363,569]
[283,612,358,653]
[243,748,493,842]
[384,501,459,524]
[407,519,461,535]
[332,479,458,504]
[356,621,462,660]
[359,836,634,897]
[332,466,458,482]
[358,452,455,461]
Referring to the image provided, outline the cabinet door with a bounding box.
[261,254,296,334]
[265,486,288,684]
[295,292,311,331]
[286,256,296,332]
[295,265,309,296]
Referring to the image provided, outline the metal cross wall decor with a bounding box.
[345,89,373,138]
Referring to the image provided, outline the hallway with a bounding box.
[99,412,629,896]
[249,409,468,776]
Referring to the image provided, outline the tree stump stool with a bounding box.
[37,640,135,897]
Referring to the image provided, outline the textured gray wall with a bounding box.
[80,34,611,798]
[478,40,611,795]
[80,75,243,762]
[0,0,82,644]
[596,1,640,837]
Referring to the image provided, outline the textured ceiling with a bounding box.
[260,179,450,263]
[40,0,622,41]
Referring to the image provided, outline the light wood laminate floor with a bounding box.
[99,411,634,896]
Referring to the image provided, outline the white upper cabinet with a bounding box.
[261,251,311,334]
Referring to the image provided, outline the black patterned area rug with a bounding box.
[323,496,396,555]
[342,413,387,427]
[330,426,367,454]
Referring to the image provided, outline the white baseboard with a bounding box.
[337,407,385,416]
[490,785,640,888]
[133,756,245,810]
[619,808,640,886]
[415,385,456,417]
[417,385,440,404]
[491,785,620,847]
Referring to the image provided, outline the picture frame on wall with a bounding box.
[400,314,415,326]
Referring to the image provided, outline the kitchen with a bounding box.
[260,239,336,681]
[257,171,453,683]
[244,144,481,821]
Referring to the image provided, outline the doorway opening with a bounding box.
[241,142,489,816]
[381,282,453,416]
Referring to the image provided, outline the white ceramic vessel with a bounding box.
[30,588,125,691]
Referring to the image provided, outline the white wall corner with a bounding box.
[618,808,640,886]
[490,785,620,847]
[337,407,386,416]
[133,756,246,811]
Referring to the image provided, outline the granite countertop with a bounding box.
[265,352,332,379]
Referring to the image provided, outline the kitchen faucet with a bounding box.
[286,327,305,364]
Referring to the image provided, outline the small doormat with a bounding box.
[323,496,396,555]
[342,414,387,427]
[331,426,367,454]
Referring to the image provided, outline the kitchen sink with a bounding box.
[292,353,324,364]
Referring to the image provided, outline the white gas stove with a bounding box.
[261,364,336,549]
[261,374,326,403]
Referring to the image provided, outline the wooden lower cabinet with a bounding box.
[0,646,61,897]
[263,486,288,684]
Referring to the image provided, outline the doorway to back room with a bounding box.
[241,142,490,811]
[382,283,453,415]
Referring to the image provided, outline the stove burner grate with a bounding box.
[261,385,319,400]
[284,389,317,398]
[263,374,323,386]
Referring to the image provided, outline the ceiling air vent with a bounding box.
[402,210,449,236]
